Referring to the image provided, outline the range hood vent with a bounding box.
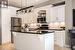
[52,1,65,7]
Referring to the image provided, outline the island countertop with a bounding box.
[12,30,54,34]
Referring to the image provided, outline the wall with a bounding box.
[65,0,72,46]
[1,6,19,44]
[19,11,37,24]
[65,0,75,46]
[0,7,2,45]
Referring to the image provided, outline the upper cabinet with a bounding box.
[58,5,65,22]
[50,5,65,22]
[50,6,58,22]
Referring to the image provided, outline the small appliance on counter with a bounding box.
[39,23,49,30]
[60,27,65,30]
[21,24,29,32]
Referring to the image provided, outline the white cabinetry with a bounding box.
[50,5,65,22]
[54,30,65,47]
[58,5,65,22]
[13,32,54,50]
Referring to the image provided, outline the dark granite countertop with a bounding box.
[34,29,65,31]
[11,28,65,34]
[48,29,65,31]
[12,30,54,34]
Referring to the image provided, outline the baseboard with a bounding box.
[2,41,11,45]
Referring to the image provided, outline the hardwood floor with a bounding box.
[0,43,70,50]
[0,43,15,50]
[54,45,70,50]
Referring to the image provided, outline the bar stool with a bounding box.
[69,29,75,50]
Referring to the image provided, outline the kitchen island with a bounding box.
[13,30,54,50]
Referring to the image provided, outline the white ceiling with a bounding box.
[8,0,65,8]
[8,0,49,8]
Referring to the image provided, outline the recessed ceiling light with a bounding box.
[35,0,39,2]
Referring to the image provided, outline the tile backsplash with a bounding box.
[49,22,65,29]
[22,22,65,30]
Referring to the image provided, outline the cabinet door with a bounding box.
[55,31,65,47]
[50,5,65,22]
[15,33,45,50]
[44,33,54,50]
[50,7,58,22]
[57,5,65,22]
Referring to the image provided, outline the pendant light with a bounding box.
[20,0,23,13]
[16,0,34,14]
[16,0,22,14]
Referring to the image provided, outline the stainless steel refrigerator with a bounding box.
[11,17,22,43]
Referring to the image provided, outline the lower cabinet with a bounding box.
[13,32,54,50]
[54,30,65,47]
